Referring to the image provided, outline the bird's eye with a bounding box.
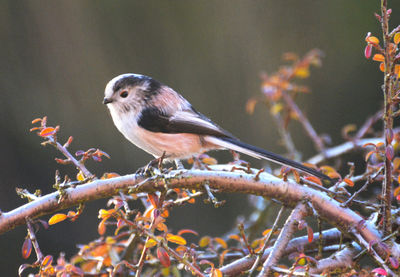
[120,90,129,98]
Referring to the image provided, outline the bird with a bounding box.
[103,73,330,181]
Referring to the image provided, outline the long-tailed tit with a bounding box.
[103,73,330,180]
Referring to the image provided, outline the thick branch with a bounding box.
[0,167,389,260]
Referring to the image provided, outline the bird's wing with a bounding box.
[137,107,233,138]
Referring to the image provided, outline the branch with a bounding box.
[0,167,390,261]
[220,228,345,275]
[258,202,309,276]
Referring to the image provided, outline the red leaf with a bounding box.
[389,256,399,269]
[386,145,394,161]
[372,267,387,276]
[364,44,372,59]
[304,176,322,186]
[157,247,171,267]
[21,238,32,259]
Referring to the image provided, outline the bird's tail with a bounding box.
[205,136,331,181]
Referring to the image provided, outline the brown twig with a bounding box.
[258,202,309,276]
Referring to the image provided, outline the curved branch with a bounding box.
[0,167,388,260]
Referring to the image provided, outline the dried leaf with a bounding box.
[202,157,218,165]
[48,213,68,225]
[166,234,187,245]
[147,193,159,208]
[21,238,32,259]
[262,229,272,237]
[157,247,171,267]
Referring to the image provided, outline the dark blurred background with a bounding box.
[0,0,396,274]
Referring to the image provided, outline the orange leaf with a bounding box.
[307,226,314,243]
[48,213,68,225]
[343,178,354,187]
[199,236,211,247]
[394,33,400,44]
[157,247,171,267]
[98,219,106,235]
[394,158,400,170]
[161,209,169,218]
[42,255,53,268]
[166,234,187,245]
[31,118,42,124]
[211,268,223,277]
[394,186,400,197]
[379,62,385,72]
[228,234,241,241]
[156,222,168,232]
[372,54,385,62]
[147,193,159,208]
[21,238,32,259]
[246,98,258,114]
[304,176,322,186]
[39,127,56,137]
[262,228,272,237]
[366,36,380,44]
[177,229,199,236]
[214,237,228,249]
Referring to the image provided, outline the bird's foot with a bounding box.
[136,152,168,177]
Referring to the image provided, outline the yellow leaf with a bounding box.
[48,213,68,225]
[271,103,283,115]
[394,186,400,197]
[214,237,228,249]
[202,157,218,165]
[76,171,85,181]
[145,238,158,248]
[394,32,400,44]
[166,234,187,245]
[294,67,310,78]
[199,236,211,247]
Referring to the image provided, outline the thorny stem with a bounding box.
[381,0,393,236]
[48,136,94,179]
[258,202,309,277]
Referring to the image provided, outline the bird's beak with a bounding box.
[103,98,113,105]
